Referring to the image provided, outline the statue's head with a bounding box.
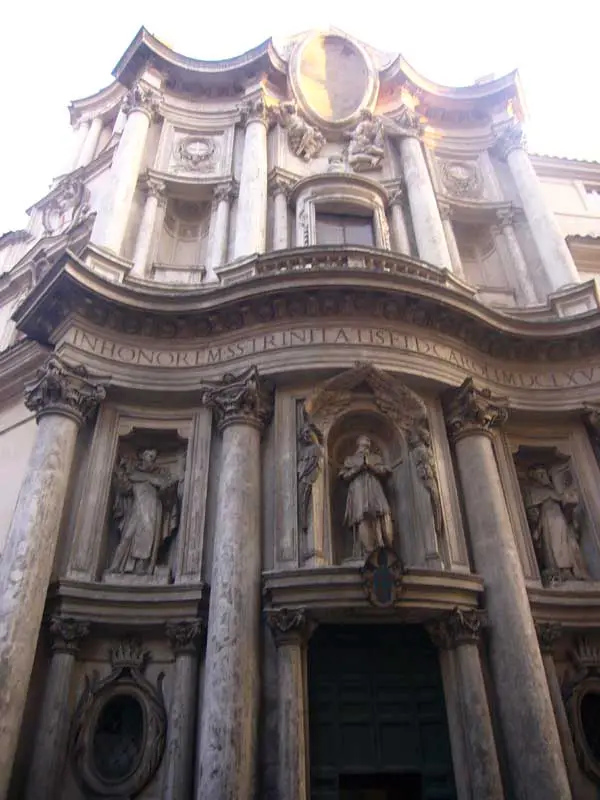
[139,449,158,468]
[528,464,551,486]
[356,435,371,452]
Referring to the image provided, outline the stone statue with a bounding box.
[279,101,325,161]
[347,109,384,172]
[297,423,324,533]
[108,449,181,576]
[522,464,588,584]
[339,436,394,557]
[410,427,444,540]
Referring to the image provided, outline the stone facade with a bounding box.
[1,24,600,800]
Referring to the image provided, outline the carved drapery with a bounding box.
[25,354,107,424]
[443,377,509,442]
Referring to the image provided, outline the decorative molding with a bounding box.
[265,607,316,646]
[535,622,563,654]
[48,615,90,655]
[122,80,162,119]
[165,619,205,655]
[427,607,487,649]
[494,122,527,161]
[443,377,509,442]
[201,365,274,432]
[24,355,107,425]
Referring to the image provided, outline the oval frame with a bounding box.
[567,675,600,784]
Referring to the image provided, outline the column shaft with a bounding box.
[389,191,410,256]
[206,183,235,279]
[234,98,269,259]
[495,210,538,304]
[400,136,452,270]
[131,177,166,278]
[272,190,290,251]
[439,204,464,279]
[76,116,103,168]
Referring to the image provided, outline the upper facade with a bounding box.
[1,25,600,355]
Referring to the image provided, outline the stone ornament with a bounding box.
[24,355,107,425]
[535,622,563,654]
[140,174,167,202]
[427,607,487,649]
[48,615,90,655]
[443,377,509,442]
[297,422,324,534]
[166,619,205,655]
[173,136,216,172]
[122,80,162,119]
[494,121,527,161]
[278,101,325,161]
[239,93,274,127]
[439,160,482,199]
[42,177,90,236]
[360,547,404,608]
[201,365,274,431]
[213,180,238,204]
[346,109,384,172]
[564,637,600,785]
[107,448,182,578]
[69,637,167,798]
[265,608,315,646]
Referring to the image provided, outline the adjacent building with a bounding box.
[2,25,600,800]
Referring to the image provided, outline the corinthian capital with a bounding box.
[213,180,238,204]
[201,365,274,431]
[166,619,205,655]
[48,615,90,655]
[535,622,563,654]
[24,355,107,425]
[265,607,316,646]
[122,81,162,119]
[494,121,527,161]
[427,607,487,650]
[443,377,508,442]
[239,92,274,127]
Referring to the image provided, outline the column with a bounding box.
[536,623,582,796]
[92,79,162,255]
[131,175,167,278]
[399,133,453,270]
[266,609,315,800]
[0,356,105,799]
[196,366,273,799]
[428,608,504,799]
[206,181,237,279]
[443,378,571,799]
[70,120,89,171]
[25,616,90,800]
[388,185,411,256]
[495,123,579,291]
[76,116,103,169]
[438,201,464,279]
[162,620,204,800]
[234,94,270,259]
[494,208,539,304]
[268,173,291,251]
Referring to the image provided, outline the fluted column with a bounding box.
[399,130,452,270]
[206,181,237,279]
[25,616,90,800]
[196,367,273,800]
[266,609,316,800]
[438,201,464,279]
[0,356,106,799]
[495,123,579,291]
[131,175,167,278]
[428,608,504,799]
[76,115,103,169]
[536,623,582,796]
[92,80,162,255]
[234,95,270,259]
[162,620,204,800]
[444,379,571,799]
[388,185,411,256]
[494,208,539,304]
[268,173,292,251]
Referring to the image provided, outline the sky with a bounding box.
[1,0,599,232]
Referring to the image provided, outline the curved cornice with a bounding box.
[68,80,126,125]
[290,173,389,206]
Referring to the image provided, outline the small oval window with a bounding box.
[581,691,600,762]
[93,695,144,782]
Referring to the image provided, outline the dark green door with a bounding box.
[308,625,456,800]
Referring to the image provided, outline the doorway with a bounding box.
[308,625,456,799]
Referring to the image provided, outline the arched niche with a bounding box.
[301,364,445,569]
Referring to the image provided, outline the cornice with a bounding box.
[531,154,600,183]
[0,230,32,251]
[0,339,49,406]
[68,80,127,126]
[290,172,389,206]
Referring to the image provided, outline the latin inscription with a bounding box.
[67,326,600,390]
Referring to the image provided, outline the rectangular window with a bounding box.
[315,211,375,247]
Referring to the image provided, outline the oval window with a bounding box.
[92,695,144,782]
[581,691,600,762]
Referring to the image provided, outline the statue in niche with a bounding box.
[409,427,444,540]
[108,449,181,576]
[346,109,384,172]
[522,463,588,585]
[339,435,395,557]
[297,423,324,534]
[278,101,325,161]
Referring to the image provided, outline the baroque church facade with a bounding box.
[3,25,600,800]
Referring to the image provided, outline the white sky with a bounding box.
[1,0,598,232]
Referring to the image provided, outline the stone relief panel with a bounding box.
[41,177,91,236]
[437,159,483,200]
[514,445,591,586]
[154,120,233,176]
[172,135,218,173]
